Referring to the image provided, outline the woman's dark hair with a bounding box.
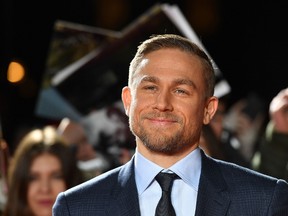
[3,126,84,216]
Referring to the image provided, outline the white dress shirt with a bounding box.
[134,147,201,216]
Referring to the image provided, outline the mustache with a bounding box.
[142,112,181,123]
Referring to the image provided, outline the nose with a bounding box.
[154,90,173,111]
[39,179,51,193]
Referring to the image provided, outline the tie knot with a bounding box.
[155,172,178,192]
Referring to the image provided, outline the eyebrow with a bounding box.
[141,76,196,89]
[141,76,158,83]
[174,78,196,89]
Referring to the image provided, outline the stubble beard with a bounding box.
[130,117,198,155]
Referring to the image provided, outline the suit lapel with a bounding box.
[195,150,230,216]
[104,151,230,216]
[106,157,141,216]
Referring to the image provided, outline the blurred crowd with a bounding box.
[0,99,135,216]
[1,87,288,215]
[200,87,288,181]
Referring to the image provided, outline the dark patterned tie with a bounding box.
[155,172,178,216]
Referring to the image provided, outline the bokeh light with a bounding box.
[7,61,25,83]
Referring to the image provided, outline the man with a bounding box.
[252,87,288,181]
[53,34,288,215]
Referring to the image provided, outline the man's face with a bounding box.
[122,48,217,155]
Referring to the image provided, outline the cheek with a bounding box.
[52,180,66,194]
[184,106,205,125]
[27,183,37,201]
[129,97,144,116]
[129,99,149,127]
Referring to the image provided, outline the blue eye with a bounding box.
[143,85,157,91]
[175,89,188,95]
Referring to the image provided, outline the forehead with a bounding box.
[134,48,205,85]
[30,153,61,172]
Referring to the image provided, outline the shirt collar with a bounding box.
[134,147,201,195]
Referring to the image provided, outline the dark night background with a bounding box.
[1,0,288,153]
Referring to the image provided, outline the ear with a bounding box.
[203,96,219,125]
[121,86,132,116]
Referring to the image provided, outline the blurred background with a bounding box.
[1,0,288,153]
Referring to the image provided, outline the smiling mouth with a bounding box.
[149,117,176,123]
[146,117,179,129]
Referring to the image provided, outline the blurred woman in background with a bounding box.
[3,126,84,216]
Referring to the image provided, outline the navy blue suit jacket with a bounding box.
[53,150,288,215]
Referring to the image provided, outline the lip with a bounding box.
[149,117,175,122]
[143,113,180,127]
[37,199,54,206]
[148,118,177,126]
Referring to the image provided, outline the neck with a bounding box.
[136,143,198,168]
